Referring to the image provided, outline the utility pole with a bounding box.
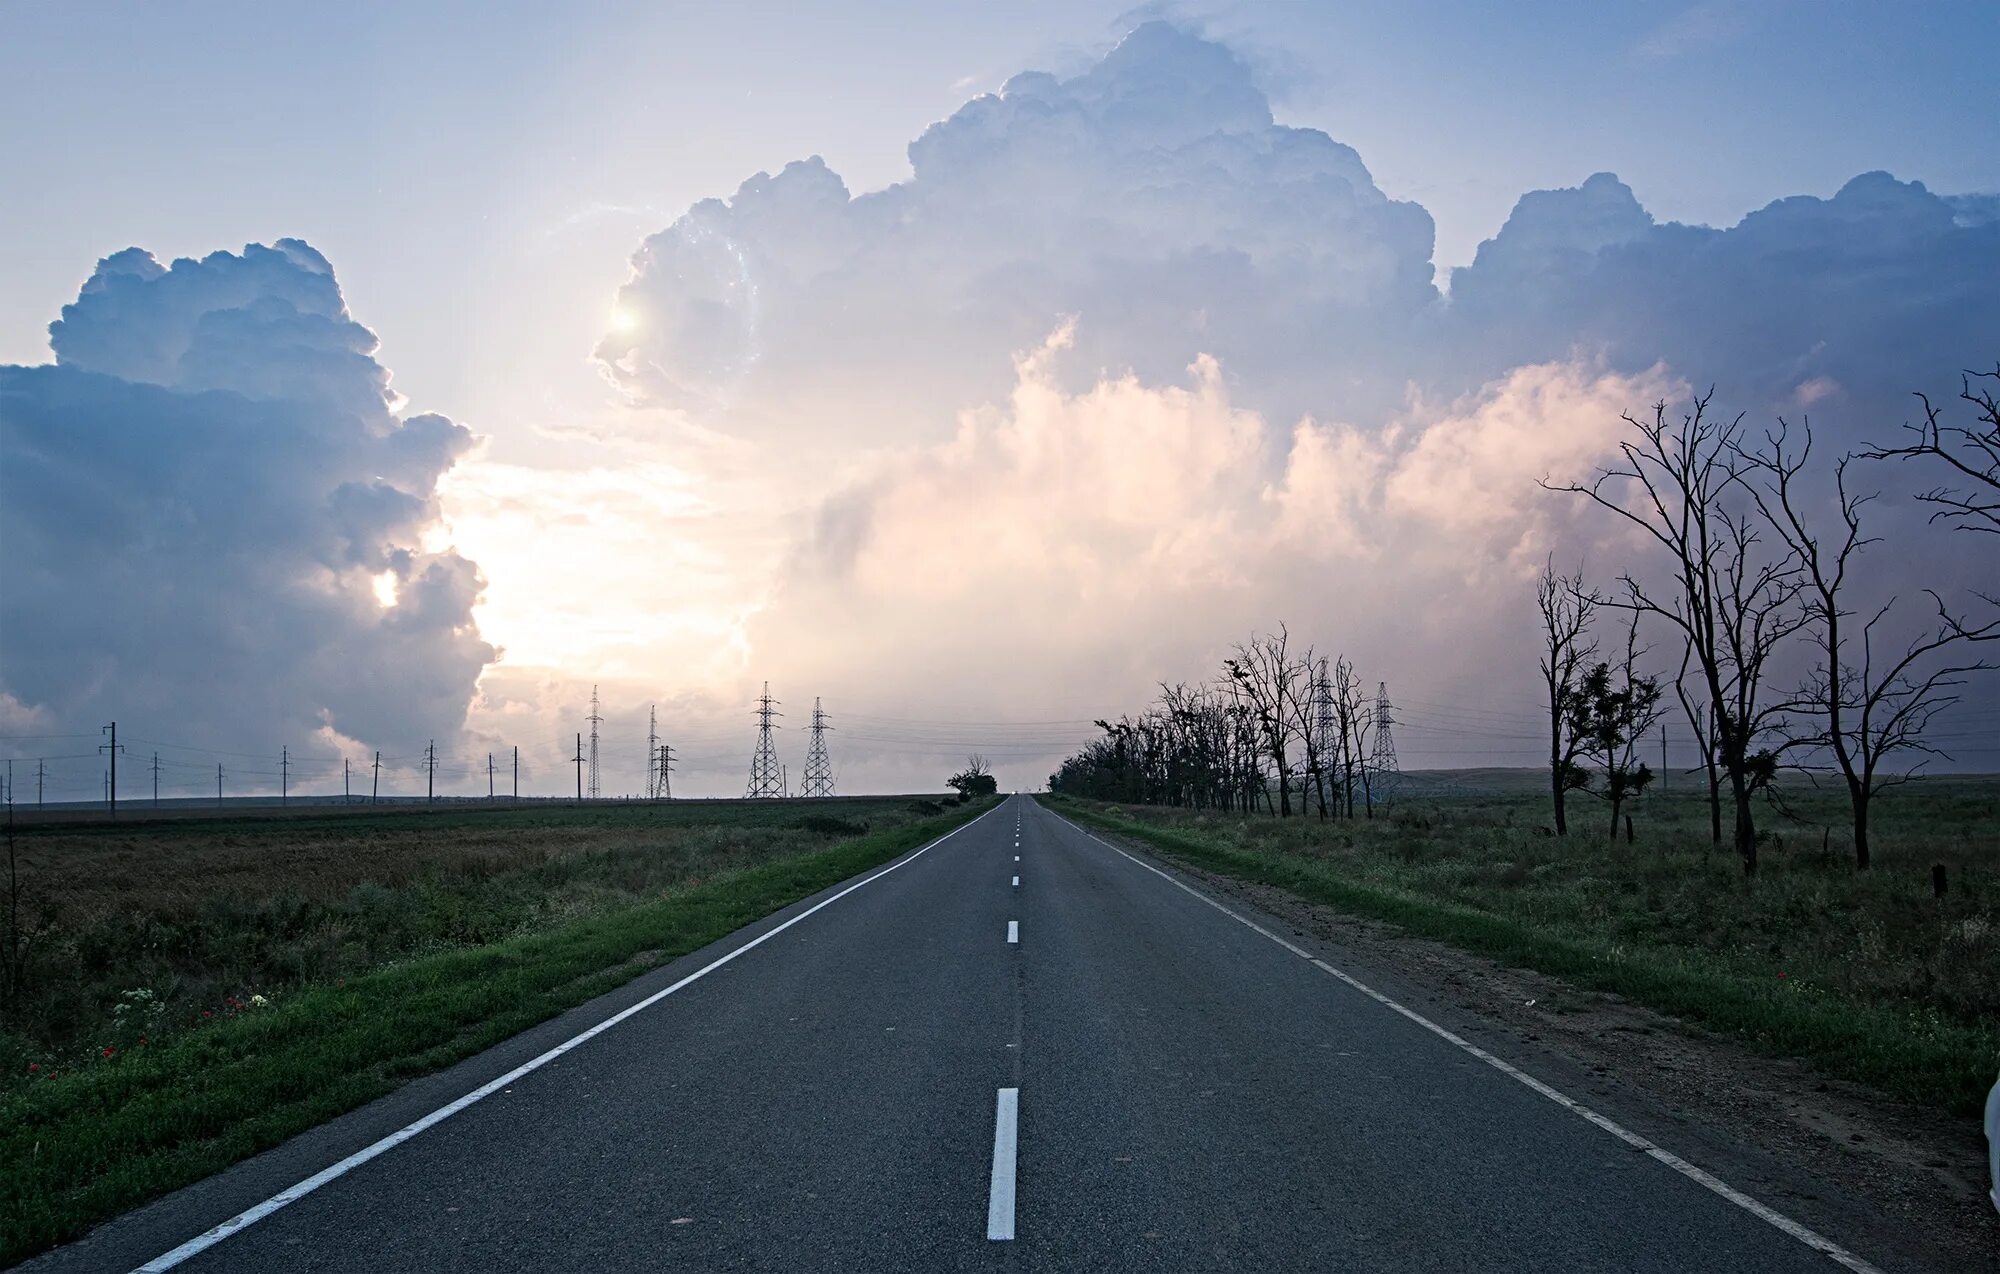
[36,759,46,808]
[344,757,351,804]
[745,682,784,798]
[512,745,519,801]
[802,697,835,797]
[371,750,381,804]
[488,752,495,801]
[426,741,436,803]
[280,745,289,807]
[216,762,224,809]
[573,733,584,801]
[152,751,161,808]
[100,722,123,817]
[1660,723,1669,791]
[657,743,674,801]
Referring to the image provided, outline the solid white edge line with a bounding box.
[1007,920,1019,944]
[987,1087,1020,1241]
[1012,876,1020,887]
[130,802,1004,1274]
[1047,806,1887,1274]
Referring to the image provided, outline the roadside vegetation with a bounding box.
[0,795,989,1264]
[1045,779,2000,1116]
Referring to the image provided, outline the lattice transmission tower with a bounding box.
[1313,657,1337,812]
[801,697,835,797]
[1371,681,1400,803]
[646,704,659,799]
[745,682,785,798]
[586,685,603,799]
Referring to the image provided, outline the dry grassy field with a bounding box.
[0,796,954,1075]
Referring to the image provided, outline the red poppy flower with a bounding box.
[27,1063,40,1072]
[101,1046,116,1057]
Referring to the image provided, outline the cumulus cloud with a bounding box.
[602,20,1999,452]
[741,327,1675,782]
[0,241,493,763]
[568,19,2000,786]
[597,21,1438,436]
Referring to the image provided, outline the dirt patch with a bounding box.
[1153,844,2000,1272]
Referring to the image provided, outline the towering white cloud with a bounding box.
[597,22,1439,437]
[591,20,2000,784]
[0,241,493,757]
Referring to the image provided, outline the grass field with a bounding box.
[0,795,991,1264]
[1044,776,2000,1117]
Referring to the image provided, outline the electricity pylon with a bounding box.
[646,704,659,798]
[586,685,603,799]
[1313,658,1337,813]
[1371,681,1400,804]
[801,697,835,797]
[657,742,674,800]
[745,682,784,798]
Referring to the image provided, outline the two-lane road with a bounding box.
[29,795,1884,1272]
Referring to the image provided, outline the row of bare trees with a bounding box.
[1543,367,2000,874]
[1048,626,1386,819]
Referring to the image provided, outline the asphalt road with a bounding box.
[25,794,1884,1272]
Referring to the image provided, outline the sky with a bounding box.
[3,1,1998,799]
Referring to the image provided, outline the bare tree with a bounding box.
[1549,393,1807,874]
[1327,657,1375,818]
[1223,626,1311,816]
[1741,422,2000,868]
[1537,558,1598,835]
[1861,366,2000,543]
[1287,655,1332,820]
[1673,638,1723,847]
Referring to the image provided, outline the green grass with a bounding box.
[1043,785,2000,1118]
[0,797,993,1265]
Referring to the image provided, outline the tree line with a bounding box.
[1048,626,1390,820]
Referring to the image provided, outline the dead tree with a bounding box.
[1861,366,2000,543]
[1224,626,1311,817]
[1674,638,1723,847]
[1537,558,1599,835]
[1549,393,1806,874]
[1742,422,2000,868]
[1324,657,1374,818]
[1286,654,1332,820]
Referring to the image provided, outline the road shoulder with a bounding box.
[1056,805,1999,1274]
